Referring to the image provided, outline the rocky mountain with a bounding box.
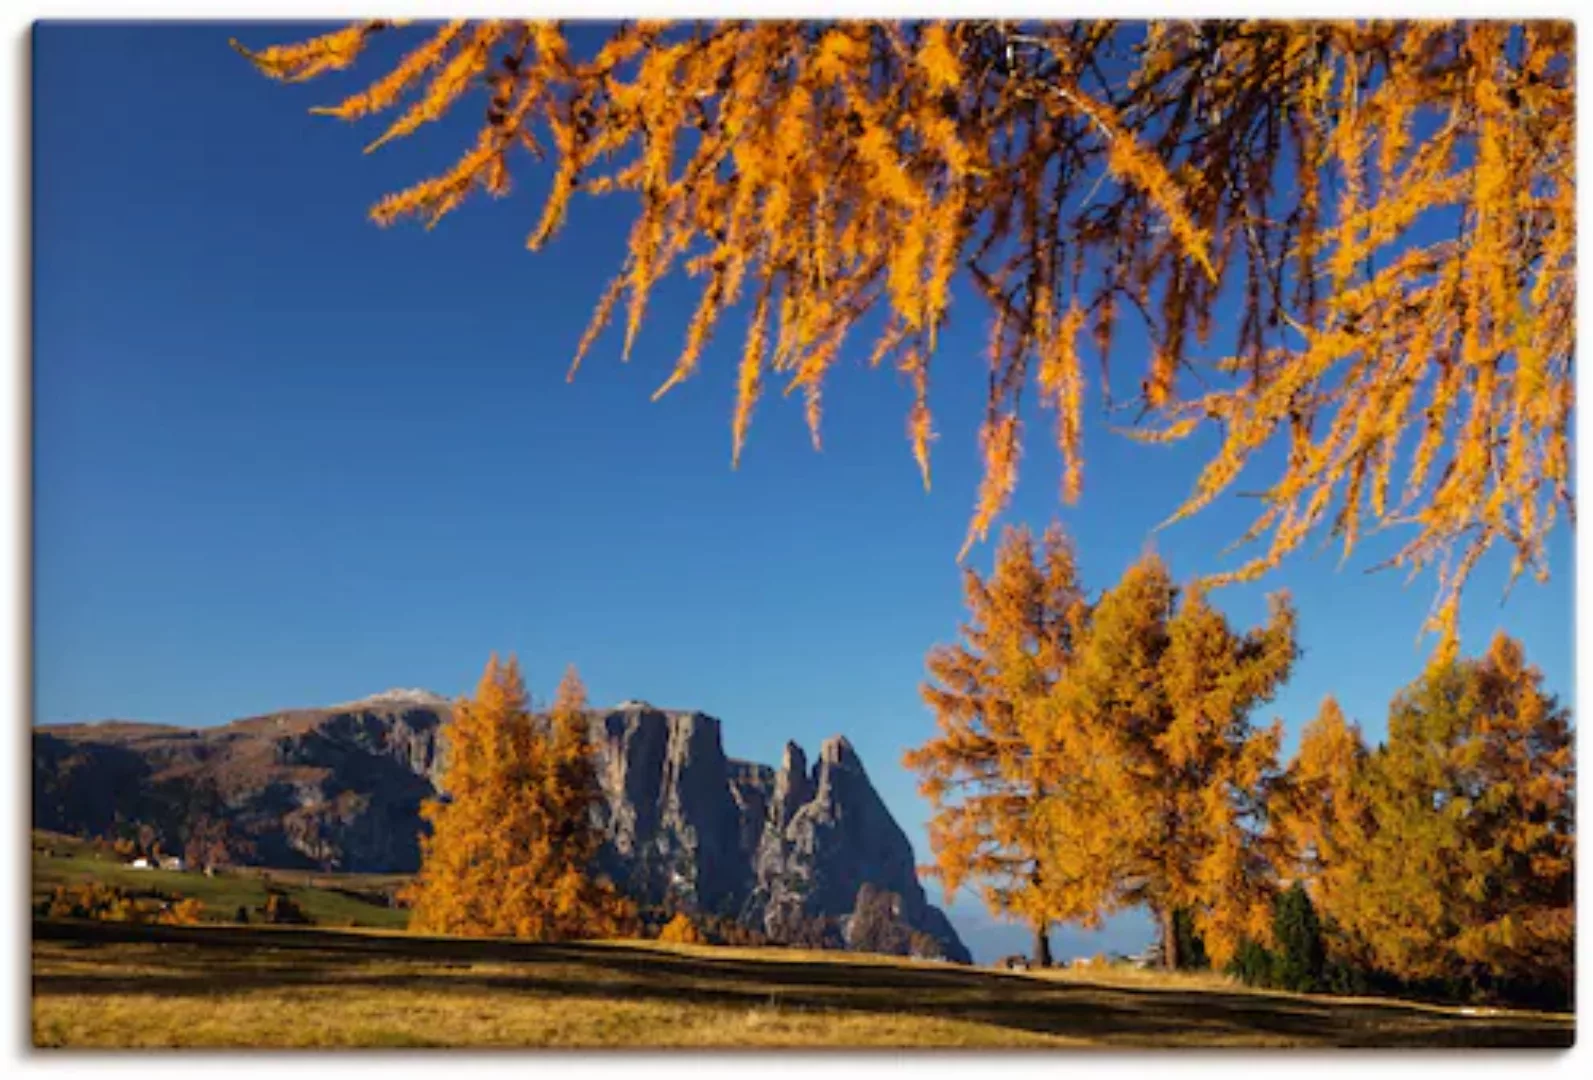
[33,694,970,963]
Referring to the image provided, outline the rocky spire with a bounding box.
[771,740,813,827]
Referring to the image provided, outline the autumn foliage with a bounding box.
[236,20,1571,651]
[912,525,1571,1004]
[42,883,205,926]
[1030,551,1297,970]
[909,529,1297,970]
[656,912,706,945]
[1282,634,1575,998]
[904,524,1087,966]
[1268,696,1374,947]
[405,656,635,940]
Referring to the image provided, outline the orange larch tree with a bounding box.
[903,524,1089,967]
[406,654,530,935]
[234,20,1574,652]
[533,666,636,939]
[1267,696,1375,963]
[406,656,633,940]
[1030,553,1298,968]
[1330,633,1573,994]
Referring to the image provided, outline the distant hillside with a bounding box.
[31,829,409,930]
[33,694,969,963]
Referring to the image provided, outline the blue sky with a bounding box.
[33,23,1573,964]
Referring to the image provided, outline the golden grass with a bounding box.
[31,935,1073,1049]
[1032,963,1574,1024]
[34,985,1091,1050]
[1034,962,1246,994]
[31,920,1575,1049]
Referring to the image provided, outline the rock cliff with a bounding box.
[32,694,969,963]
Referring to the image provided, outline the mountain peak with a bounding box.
[819,734,858,767]
[339,688,448,709]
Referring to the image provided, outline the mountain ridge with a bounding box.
[33,696,970,963]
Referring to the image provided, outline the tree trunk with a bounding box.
[1026,863,1053,968]
[1161,907,1180,970]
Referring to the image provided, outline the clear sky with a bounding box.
[33,23,1573,964]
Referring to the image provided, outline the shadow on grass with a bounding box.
[32,919,1575,1048]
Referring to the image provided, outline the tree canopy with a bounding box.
[236,20,1574,654]
[1320,634,1574,990]
[1030,552,1298,968]
[405,656,634,940]
[903,523,1087,965]
[1268,696,1373,942]
[908,531,1299,970]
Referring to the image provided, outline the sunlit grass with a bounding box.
[1033,962,1245,994]
[33,985,1092,1050]
[31,920,1573,1049]
[1030,962,1573,1023]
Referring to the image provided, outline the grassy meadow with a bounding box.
[31,830,409,931]
[30,830,1575,1049]
[32,918,1574,1049]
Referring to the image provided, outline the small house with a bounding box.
[129,857,152,870]
[1129,945,1163,969]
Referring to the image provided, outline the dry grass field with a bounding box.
[32,919,1575,1049]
